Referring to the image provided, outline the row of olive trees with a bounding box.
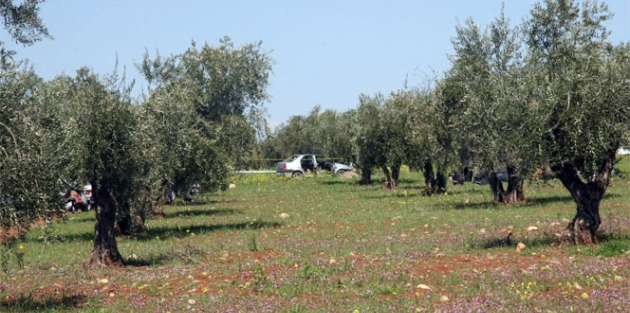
[263,0,630,245]
[1,1,273,266]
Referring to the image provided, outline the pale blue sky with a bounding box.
[4,0,629,127]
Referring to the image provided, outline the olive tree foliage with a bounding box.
[138,36,273,172]
[0,0,58,237]
[135,85,230,204]
[0,65,64,236]
[0,0,50,65]
[0,0,50,46]
[523,0,630,244]
[320,109,356,164]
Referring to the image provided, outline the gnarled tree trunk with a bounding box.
[488,166,525,204]
[554,154,614,245]
[391,164,400,185]
[422,161,436,195]
[503,166,525,204]
[381,166,397,189]
[116,200,132,236]
[422,161,446,195]
[86,182,124,267]
[488,171,505,204]
[358,167,372,185]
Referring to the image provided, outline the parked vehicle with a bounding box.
[163,183,201,203]
[276,154,353,178]
[61,181,93,213]
[185,183,201,202]
[473,168,508,185]
[318,160,354,175]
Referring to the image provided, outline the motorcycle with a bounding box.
[61,181,93,213]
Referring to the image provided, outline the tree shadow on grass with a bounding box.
[474,234,559,249]
[524,195,574,206]
[475,231,630,251]
[124,243,211,267]
[318,180,356,186]
[140,220,282,241]
[167,198,235,207]
[60,220,282,243]
[0,293,88,312]
[452,194,577,210]
[164,207,243,218]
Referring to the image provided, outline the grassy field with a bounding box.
[1,168,630,312]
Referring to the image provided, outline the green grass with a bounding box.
[1,169,630,312]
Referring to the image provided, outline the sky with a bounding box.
[3,0,629,128]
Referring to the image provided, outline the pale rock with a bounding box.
[98,278,109,284]
[329,258,336,265]
[229,183,237,189]
[516,242,526,252]
[416,284,432,290]
[614,275,624,282]
[440,295,449,302]
[527,226,538,231]
[279,213,290,219]
[573,282,583,290]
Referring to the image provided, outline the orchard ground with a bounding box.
[2,162,630,312]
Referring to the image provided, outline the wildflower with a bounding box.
[353,310,360,313]
[581,292,588,299]
[202,287,208,293]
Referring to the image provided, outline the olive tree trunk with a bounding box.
[422,161,446,196]
[504,171,525,204]
[358,167,372,185]
[488,166,525,204]
[85,182,124,267]
[381,165,398,189]
[391,164,400,185]
[553,153,614,245]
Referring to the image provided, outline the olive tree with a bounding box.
[448,10,535,204]
[351,94,385,185]
[525,0,630,244]
[42,68,137,266]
